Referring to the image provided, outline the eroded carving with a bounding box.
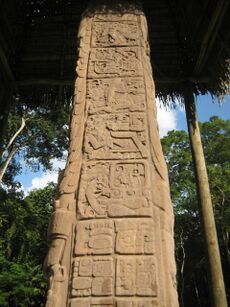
[116,300,158,307]
[92,21,139,47]
[115,219,155,254]
[116,256,157,297]
[70,298,114,307]
[116,257,135,296]
[78,162,153,218]
[75,220,114,255]
[46,6,179,306]
[93,13,138,22]
[72,257,113,297]
[70,298,157,307]
[58,17,92,195]
[44,196,76,307]
[84,113,148,160]
[88,47,142,78]
[136,257,157,296]
[87,78,146,115]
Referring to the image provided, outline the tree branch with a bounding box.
[0,145,17,183]
[1,117,26,159]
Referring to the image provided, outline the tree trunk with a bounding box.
[0,117,26,182]
[1,117,26,159]
[184,84,227,307]
[0,145,17,182]
[0,84,12,158]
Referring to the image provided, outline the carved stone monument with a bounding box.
[44,2,179,306]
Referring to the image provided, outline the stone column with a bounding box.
[44,2,179,306]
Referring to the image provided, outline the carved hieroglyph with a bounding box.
[44,2,179,306]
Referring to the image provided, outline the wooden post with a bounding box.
[184,84,227,307]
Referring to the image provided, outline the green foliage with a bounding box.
[1,101,70,190]
[0,183,55,306]
[0,116,229,306]
[162,116,230,306]
[0,260,46,307]
[161,130,196,213]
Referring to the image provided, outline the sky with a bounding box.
[16,94,230,194]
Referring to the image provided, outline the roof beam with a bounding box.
[15,79,74,86]
[0,44,15,82]
[20,54,76,62]
[14,76,209,87]
[193,0,229,76]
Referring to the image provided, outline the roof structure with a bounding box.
[0,0,230,106]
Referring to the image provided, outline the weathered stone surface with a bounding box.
[78,161,153,219]
[86,78,146,115]
[44,2,179,306]
[116,256,157,296]
[84,113,148,160]
[74,220,114,255]
[116,300,158,307]
[115,219,155,254]
[70,298,114,307]
[72,257,114,297]
[91,21,139,47]
[70,298,158,307]
[88,47,143,78]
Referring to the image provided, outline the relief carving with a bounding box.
[93,13,138,22]
[92,21,139,47]
[78,163,110,217]
[87,78,146,115]
[58,17,92,195]
[45,5,178,306]
[115,219,155,254]
[84,113,148,160]
[116,257,135,296]
[111,162,146,187]
[136,257,157,296]
[70,298,157,307]
[88,47,142,78]
[78,162,153,218]
[116,300,158,307]
[44,14,94,307]
[116,257,157,297]
[74,220,114,255]
[70,298,114,307]
[44,196,75,307]
[71,257,113,297]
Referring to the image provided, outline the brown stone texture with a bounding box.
[44,4,179,307]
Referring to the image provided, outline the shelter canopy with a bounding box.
[0,0,229,105]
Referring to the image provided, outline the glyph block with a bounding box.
[116,256,157,297]
[72,257,114,297]
[75,220,114,255]
[115,219,155,254]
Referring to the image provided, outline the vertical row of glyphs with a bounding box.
[44,16,93,307]
[139,14,178,307]
[45,4,179,307]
